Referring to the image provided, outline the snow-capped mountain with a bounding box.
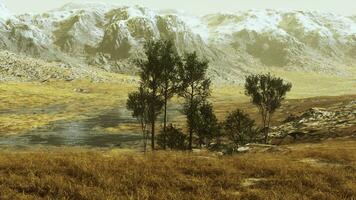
[203,11,355,71]
[0,2,355,83]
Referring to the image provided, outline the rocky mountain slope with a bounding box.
[0,50,135,82]
[0,1,355,82]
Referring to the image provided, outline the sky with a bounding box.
[3,0,356,16]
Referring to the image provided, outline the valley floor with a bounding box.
[0,71,355,136]
[0,139,355,199]
[0,71,355,199]
[0,75,355,147]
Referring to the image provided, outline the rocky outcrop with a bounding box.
[270,101,356,144]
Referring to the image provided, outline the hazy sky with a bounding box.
[3,0,356,16]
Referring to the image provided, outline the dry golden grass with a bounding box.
[0,139,355,200]
[268,67,356,99]
[1,66,355,135]
[0,80,136,134]
[0,113,72,134]
[211,67,356,120]
[214,94,356,126]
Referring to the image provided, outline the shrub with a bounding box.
[157,124,187,150]
[224,109,260,148]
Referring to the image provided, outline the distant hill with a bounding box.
[0,1,355,83]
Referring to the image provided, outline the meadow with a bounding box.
[0,68,354,135]
[0,139,355,199]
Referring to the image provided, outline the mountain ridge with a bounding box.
[0,1,355,83]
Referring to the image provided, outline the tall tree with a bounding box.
[136,40,165,150]
[178,52,211,150]
[245,73,292,144]
[126,86,150,152]
[159,40,181,149]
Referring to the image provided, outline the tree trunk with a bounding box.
[188,125,193,150]
[144,131,147,153]
[260,108,268,144]
[187,109,195,150]
[163,94,168,150]
[188,85,194,150]
[141,121,147,153]
[188,104,194,150]
[187,108,193,150]
[265,113,272,144]
[264,129,268,144]
[151,119,155,151]
[263,113,269,144]
[151,87,156,151]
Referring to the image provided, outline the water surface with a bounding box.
[0,107,143,148]
[0,104,182,149]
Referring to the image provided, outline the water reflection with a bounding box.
[0,105,182,149]
[0,108,142,148]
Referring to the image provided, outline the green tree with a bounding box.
[178,52,211,150]
[224,109,259,148]
[157,124,186,150]
[195,102,220,147]
[136,40,166,150]
[126,86,150,152]
[159,40,181,150]
[245,73,292,143]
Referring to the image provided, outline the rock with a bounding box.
[192,149,203,153]
[237,146,250,153]
[243,143,290,153]
[74,88,90,93]
[246,143,275,148]
[241,178,267,187]
[270,102,356,143]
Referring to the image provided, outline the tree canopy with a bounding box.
[245,73,292,143]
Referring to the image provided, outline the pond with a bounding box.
[0,107,143,149]
[0,104,182,149]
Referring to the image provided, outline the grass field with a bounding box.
[0,139,355,199]
[0,68,355,135]
[0,79,136,134]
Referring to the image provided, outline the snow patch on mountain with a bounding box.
[171,11,210,42]
[0,0,11,20]
[57,2,113,13]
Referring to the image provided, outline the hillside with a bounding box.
[0,1,355,83]
[0,50,134,82]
